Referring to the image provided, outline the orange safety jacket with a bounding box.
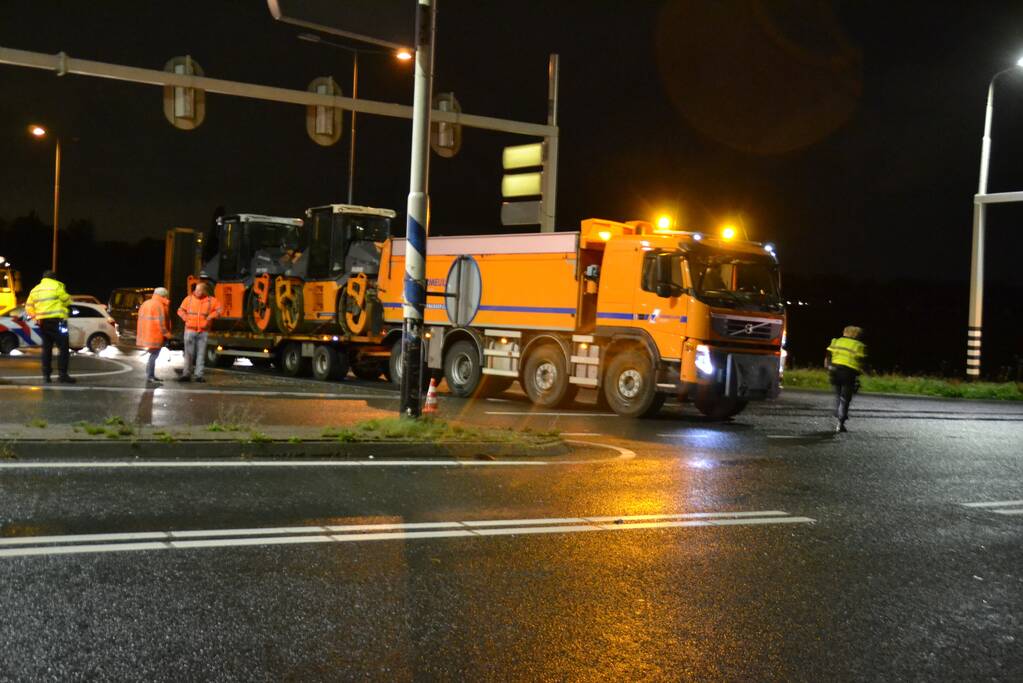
[136,295,171,350]
[177,294,221,332]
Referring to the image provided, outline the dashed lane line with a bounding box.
[960,500,1023,516]
[0,384,396,400]
[0,510,815,559]
[485,411,617,417]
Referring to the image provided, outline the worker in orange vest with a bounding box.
[176,282,221,383]
[136,287,171,384]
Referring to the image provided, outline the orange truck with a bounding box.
[376,218,786,418]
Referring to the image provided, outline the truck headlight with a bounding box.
[695,344,714,376]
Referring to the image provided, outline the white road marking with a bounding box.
[0,510,814,559]
[961,500,1023,508]
[766,435,806,439]
[0,358,134,381]
[0,439,636,469]
[992,509,1023,516]
[561,432,601,436]
[485,411,617,417]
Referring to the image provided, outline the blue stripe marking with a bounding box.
[403,275,426,309]
[477,305,575,315]
[598,312,688,322]
[405,216,426,258]
[596,312,634,320]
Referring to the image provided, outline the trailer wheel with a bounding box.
[695,396,748,421]
[312,345,348,381]
[522,344,576,408]
[206,345,234,368]
[603,349,664,418]
[278,342,308,377]
[351,360,383,381]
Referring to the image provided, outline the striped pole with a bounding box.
[967,77,995,379]
[399,0,435,417]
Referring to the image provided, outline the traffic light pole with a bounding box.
[399,0,435,418]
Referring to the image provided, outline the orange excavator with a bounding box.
[191,214,305,333]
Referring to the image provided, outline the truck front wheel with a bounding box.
[603,349,664,418]
[695,396,747,420]
[522,344,576,408]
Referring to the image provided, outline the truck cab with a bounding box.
[272,204,395,335]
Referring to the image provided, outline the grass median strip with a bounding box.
[320,417,560,446]
[785,368,1023,401]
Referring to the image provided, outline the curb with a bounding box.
[0,439,568,461]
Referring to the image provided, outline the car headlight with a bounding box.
[695,344,715,376]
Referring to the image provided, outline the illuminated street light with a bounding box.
[721,224,737,240]
[656,215,672,230]
[966,53,1023,377]
[297,33,412,204]
[28,124,61,271]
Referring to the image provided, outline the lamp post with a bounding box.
[967,55,1023,378]
[298,33,412,205]
[29,125,60,271]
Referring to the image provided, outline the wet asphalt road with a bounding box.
[1,350,1022,680]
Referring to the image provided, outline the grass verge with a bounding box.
[785,368,1023,401]
[322,417,560,444]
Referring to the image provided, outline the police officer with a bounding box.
[825,325,866,433]
[25,269,76,384]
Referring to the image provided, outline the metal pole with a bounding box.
[52,137,61,271]
[399,0,435,418]
[541,53,559,232]
[347,51,358,205]
[967,78,997,378]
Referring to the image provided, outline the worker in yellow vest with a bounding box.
[825,326,867,433]
[25,269,75,384]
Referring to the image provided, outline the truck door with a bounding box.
[635,251,686,361]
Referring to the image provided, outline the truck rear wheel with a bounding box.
[278,342,309,377]
[603,349,664,418]
[695,396,748,420]
[522,344,576,408]
[443,340,482,398]
[312,345,348,381]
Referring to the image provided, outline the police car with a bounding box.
[0,303,119,355]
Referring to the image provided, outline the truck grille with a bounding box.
[712,315,782,341]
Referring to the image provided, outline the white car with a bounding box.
[0,304,119,355]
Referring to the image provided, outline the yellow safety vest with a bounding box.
[828,336,866,372]
[26,277,71,320]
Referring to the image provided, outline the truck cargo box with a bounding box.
[379,232,582,332]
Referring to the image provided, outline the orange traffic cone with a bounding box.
[423,377,439,415]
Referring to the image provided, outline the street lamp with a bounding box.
[966,54,1023,378]
[28,124,61,271]
[298,33,412,205]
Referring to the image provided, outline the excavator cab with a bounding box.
[194,214,305,333]
[273,204,395,335]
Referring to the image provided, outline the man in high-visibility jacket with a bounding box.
[136,287,171,384]
[825,325,867,433]
[25,269,75,384]
[176,282,221,383]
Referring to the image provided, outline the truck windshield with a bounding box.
[688,251,782,312]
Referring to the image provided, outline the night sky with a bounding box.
[3,0,1023,289]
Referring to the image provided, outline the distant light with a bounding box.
[579,342,589,350]
[721,225,737,240]
[30,125,46,138]
[656,215,672,230]
[598,230,612,241]
[692,233,702,241]
[1017,55,1023,68]
[764,243,775,254]
[396,48,413,61]
[499,337,509,345]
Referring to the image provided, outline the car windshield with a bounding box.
[688,249,783,311]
